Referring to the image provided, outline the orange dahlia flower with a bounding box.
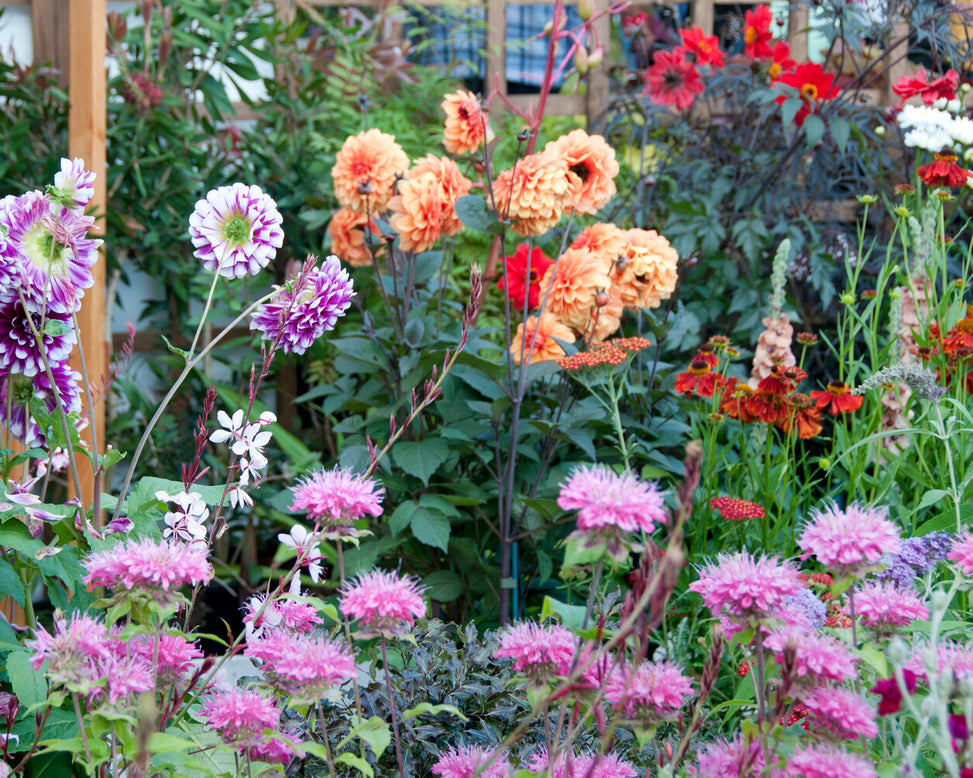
[616,229,679,310]
[406,154,472,238]
[493,152,570,237]
[537,247,611,334]
[544,130,620,215]
[510,313,576,365]
[442,90,491,156]
[388,172,448,253]
[331,129,409,214]
[328,207,382,268]
[571,222,627,269]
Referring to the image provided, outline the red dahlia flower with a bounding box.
[775,63,838,126]
[497,243,555,310]
[645,49,704,111]
[679,26,725,69]
[743,5,774,59]
[917,153,972,188]
[892,68,960,105]
[768,41,795,81]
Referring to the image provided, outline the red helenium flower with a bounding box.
[645,49,704,111]
[917,153,972,188]
[743,5,774,59]
[678,27,725,69]
[674,359,721,397]
[810,380,864,415]
[775,63,838,126]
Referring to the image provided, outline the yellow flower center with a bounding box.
[744,28,756,45]
[801,83,818,100]
[769,63,782,79]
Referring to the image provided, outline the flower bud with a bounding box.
[574,47,589,75]
[542,19,554,36]
[594,288,610,308]
[874,125,886,137]
[962,82,972,94]
[577,0,594,21]
[587,47,604,68]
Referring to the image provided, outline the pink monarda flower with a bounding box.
[688,551,802,622]
[129,633,204,685]
[250,255,355,355]
[803,686,878,740]
[798,502,900,577]
[691,733,779,777]
[785,743,877,778]
[558,464,667,533]
[249,730,304,765]
[0,190,101,313]
[244,628,356,703]
[339,569,426,638]
[432,745,511,778]
[948,531,973,574]
[905,640,973,684]
[243,593,322,639]
[765,627,857,686]
[849,581,929,633]
[82,536,213,607]
[200,688,281,750]
[495,621,577,683]
[94,650,154,705]
[27,611,111,688]
[605,660,693,725]
[526,749,637,778]
[189,183,283,278]
[289,466,384,537]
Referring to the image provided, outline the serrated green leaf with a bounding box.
[454,194,500,234]
[335,751,374,777]
[411,509,451,552]
[0,557,25,606]
[147,732,194,753]
[402,701,468,721]
[391,439,450,486]
[802,114,825,148]
[7,650,47,710]
[422,570,465,602]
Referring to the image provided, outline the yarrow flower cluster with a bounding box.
[289,466,384,537]
[339,569,426,638]
[798,502,900,577]
[188,183,284,278]
[249,255,355,355]
[82,536,213,608]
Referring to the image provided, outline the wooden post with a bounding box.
[68,0,107,509]
[585,0,610,129]
[31,0,70,86]
[485,0,507,100]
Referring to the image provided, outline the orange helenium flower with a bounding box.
[674,360,721,397]
[538,247,612,333]
[616,229,679,310]
[810,381,864,415]
[777,393,823,439]
[544,130,620,215]
[442,90,490,156]
[328,207,382,268]
[510,313,576,365]
[917,154,972,188]
[493,152,570,236]
[332,129,409,214]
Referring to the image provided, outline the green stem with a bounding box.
[380,636,406,778]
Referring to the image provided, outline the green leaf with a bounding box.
[335,752,374,778]
[159,333,188,359]
[9,708,76,754]
[147,732,194,753]
[8,650,48,710]
[390,502,417,537]
[42,319,73,337]
[0,557,26,606]
[916,503,973,535]
[411,509,451,552]
[454,195,501,234]
[402,701,468,722]
[0,520,43,557]
[540,595,592,636]
[422,570,465,602]
[802,114,825,149]
[829,115,851,154]
[391,439,450,485]
[349,716,390,757]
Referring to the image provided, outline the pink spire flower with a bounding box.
[289,466,384,538]
[604,660,694,725]
[0,191,101,313]
[244,628,356,702]
[798,502,900,577]
[803,686,878,740]
[339,569,426,638]
[785,743,877,777]
[249,255,355,355]
[200,688,282,750]
[432,745,511,778]
[765,627,857,686]
[189,183,283,278]
[688,551,802,622]
[82,536,213,608]
[495,621,577,683]
[849,581,929,633]
[948,531,973,574]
